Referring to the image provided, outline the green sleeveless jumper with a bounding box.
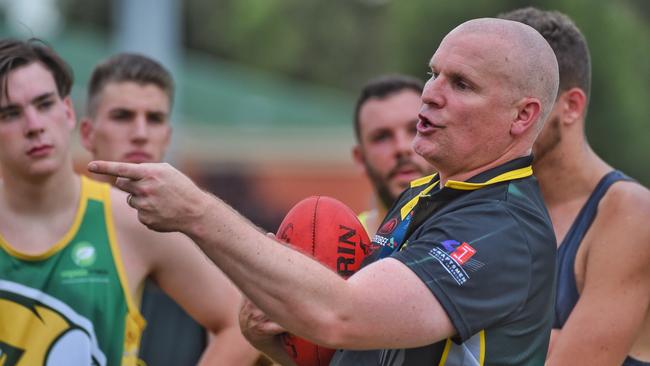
[0,176,145,366]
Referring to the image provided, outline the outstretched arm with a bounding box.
[89,161,456,349]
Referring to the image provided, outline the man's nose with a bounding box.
[24,108,45,137]
[131,116,148,141]
[421,77,444,108]
[395,130,414,157]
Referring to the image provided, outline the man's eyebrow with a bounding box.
[0,91,56,110]
[0,103,19,113]
[447,70,469,80]
[147,110,168,117]
[108,107,134,114]
[32,92,56,104]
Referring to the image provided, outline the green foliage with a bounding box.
[57,0,650,184]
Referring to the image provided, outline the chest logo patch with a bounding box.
[71,242,97,268]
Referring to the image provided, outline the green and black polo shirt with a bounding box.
[330,155,556,366]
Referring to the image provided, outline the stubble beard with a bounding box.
[532,116,562,167]
[364,156,424,210]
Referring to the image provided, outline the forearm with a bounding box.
[185,195,352,345]
[198,328,260,366]
[546,307,644,365]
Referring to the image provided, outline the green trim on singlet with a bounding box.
[0,176,144,366]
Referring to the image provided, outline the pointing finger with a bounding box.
[88,160,145,181]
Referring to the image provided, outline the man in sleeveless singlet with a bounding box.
[80,53,260,366]
[351,75,435,236]
[500,8,650,366]
[0,39,256,365]
[90,18,561,365]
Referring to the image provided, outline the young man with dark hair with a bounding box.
[0,40,256,365]
[500,7,650,365]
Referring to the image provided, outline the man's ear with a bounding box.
[62,96,77,130]
[510,97,542,136]
[79,118,95,152]
[557,87,587,126]
[352,144,367,173]
[163,125,172,150]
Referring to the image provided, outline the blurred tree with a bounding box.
[184,0,391,88]
[59,0,110,29]
[53,0,650,184]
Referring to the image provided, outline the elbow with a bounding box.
[305,308,360,350]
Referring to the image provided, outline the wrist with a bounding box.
[184,190,216,240]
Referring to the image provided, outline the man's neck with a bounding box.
[533,137,611,207]
[88,171,116,185]
[1,166,80,216]
[437,147,530,187]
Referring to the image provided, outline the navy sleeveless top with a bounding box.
[554,170,648,366]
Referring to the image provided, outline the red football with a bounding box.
[276,196,373,366]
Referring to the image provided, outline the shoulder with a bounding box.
[108,187,142,233]
[584,180,650,268]
[415,193,554,263]
[107,186,194,270]
[594,180,650,242]
[600,180,650,215]
[419,199,533,247]
[595,179,650,239]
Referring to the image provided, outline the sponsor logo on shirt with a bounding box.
[451,242,476,265]
[71,242,96,267]
[429,247,470,285]
[373,234,391,248]
[60,242,109,285]
[427,239,482,285]
[372,211,413,255]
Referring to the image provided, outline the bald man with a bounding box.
[89,18,560,365]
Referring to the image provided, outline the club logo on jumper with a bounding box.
[372,211,414,260]
[429,240,482,285]
[377,218,398,235]
[71,242,96,267]
[0,280,106,365]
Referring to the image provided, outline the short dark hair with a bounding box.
[86,53,174,117]
[0,38,73,100]
[498,7,591,102]
[354,74,423,142]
